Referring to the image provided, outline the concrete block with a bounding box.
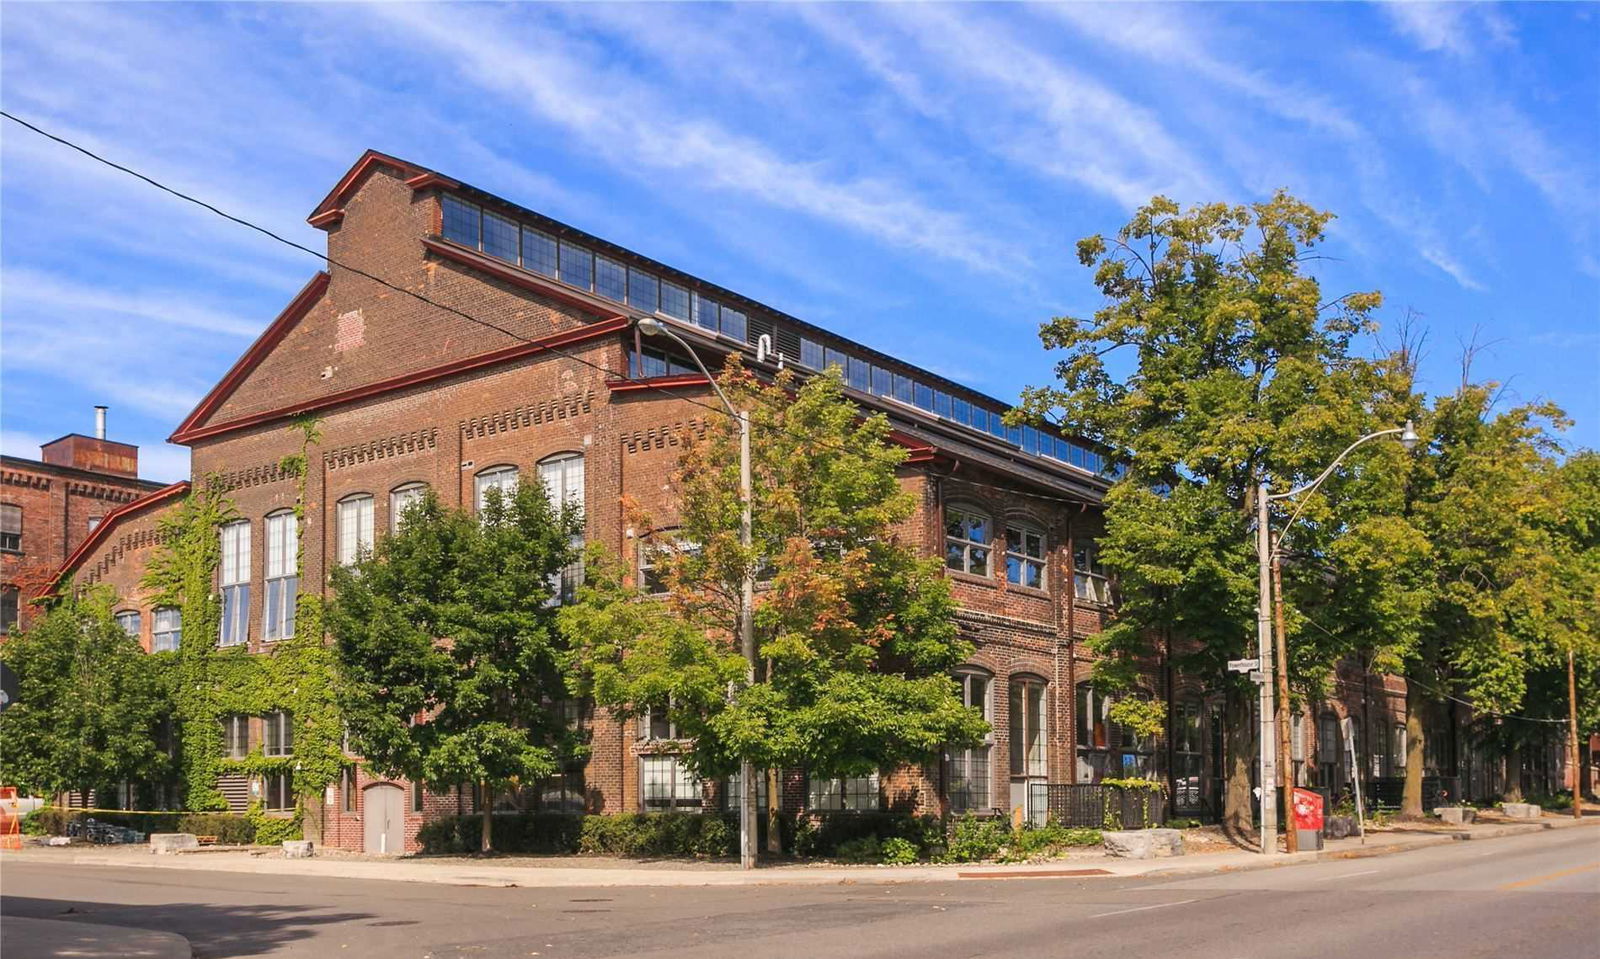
[1325,815,1356,839]
[1501,802,1542,820]
[150,833,199,855]
[1433,806,1476,825]
[282,840,314,858]
[1103,828,1184,859]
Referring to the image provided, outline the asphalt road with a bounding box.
[3,827,1596,959]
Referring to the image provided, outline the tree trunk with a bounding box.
[1223,687,1255,842]
[480,782,493,854]
[1503,744,1523,802]
[1401,674,1426,818]
[765,768,782,855]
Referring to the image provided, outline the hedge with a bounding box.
[416,812,741,857]
[22,808,260,845]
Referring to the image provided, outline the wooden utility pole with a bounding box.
[1570,649,1582,819]
[1271,541,1297,852]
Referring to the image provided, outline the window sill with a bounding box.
[946,570,997,588]
[1003,583,1051,599]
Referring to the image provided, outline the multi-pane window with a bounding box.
[1073,543,1110,604]
[263,511,298,642]
[641,704,680,741]
[475,465,519,515]
[1394,723,1407,773]
[808,773,880,812]
[627,268,659,312]
[660,281,690,320]
[641,755,701,812]
[947,672,993,813]
[481,211,520,262]
[152,608,181,652]
[1075,683,1154,782]
[1172,698,1204,810]
[221,715,249,758]
[722,767,769,813]
[558,241,593,289]
[1005,524,1047,590]
[1318,712,1341,786]
[538,453,585,604]
[336,494,374,566]
[341,765,357,813]
[1291,712,1306,762]
[800,338,824,370]
[219,520,250,646]
[693,294,718,331]
[719,306,747,341]
[639,531,697,594]
[115,610,141,640]
[440,194,479,246]
[0,503,21,552]
[595,256,626,301]
[1,586,17,634]
[389,483,427,534]
[629,347,697,379]
[944,507,991,576]
[1010,678,1047,778]
[263,710,294,757]
[263,772,293,811]
[523,228,559,278]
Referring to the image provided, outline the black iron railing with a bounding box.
[1045,783,1168,829]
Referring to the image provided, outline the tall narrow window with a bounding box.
[263,710,294,757]
[660,281,690,320]
[263,511,298,641]
[1,586,18,634]
[440,195,480,247]
[947,671,993,813]
[474,465,519,515]
[1004,523,1047,590]
[0,503,20,552]
[336,494,374,566]
[944,507,991,576]
[522,228,559,277]
[1073,543,1110,603]
[221,715,249,758]
[152,608,181,652]
[482,211,520,262]
[263,772,293,811]
[595,256,626,301]
[1010,678,1047,778]
[219,520,250,646]
[558,241,593,289]
[1172,698,1204,811]
[115,610,141,640]
[627,269,659,312]
[389,483,428,534]
[539,453,585,603]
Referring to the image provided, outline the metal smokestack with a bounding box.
[95,405,108,440]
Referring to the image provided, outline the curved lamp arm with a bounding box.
[637,317,738,418]
[1270,420,1416,558]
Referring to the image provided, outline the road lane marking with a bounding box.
[1308,869,1381,882]
[1088,898,1199,918]
[1499,863,1600,890]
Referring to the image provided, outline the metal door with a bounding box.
[363,784,404,854]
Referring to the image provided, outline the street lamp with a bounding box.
[637,317,759,871]
[1255,420,1416,856]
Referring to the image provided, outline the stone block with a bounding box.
[1433,806,1476,825]
[1501,802,1542,820]
[149,833,199,855]
[282,840,314,859]
[1325,816,1356,839]
[1102,828,1184,859]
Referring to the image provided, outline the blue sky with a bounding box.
[2,2,1596,483]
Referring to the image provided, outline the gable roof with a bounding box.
[305,149,456,227]
[52,481,190,592]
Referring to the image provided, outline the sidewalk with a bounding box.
[4,814,1592,890]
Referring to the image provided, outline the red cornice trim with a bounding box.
[307,149,432,225]
[52,481,191,591]
[605,373,712,393]
[422,237,630,320]
[406,172,459,192]
[171,317,632,445]
[307,208,343,228]
[167,273,331,445]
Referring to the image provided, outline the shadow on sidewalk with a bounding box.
[1,894,374,957]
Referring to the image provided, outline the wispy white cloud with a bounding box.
[3,267,262,339]
[1382,2,1476,55]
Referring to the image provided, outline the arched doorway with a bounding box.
[363,783,405,854]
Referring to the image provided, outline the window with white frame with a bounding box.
[114,610,141,640]
[641,704,680,741]
[221,714,249,758]
[1011,677,1048,779]
[722,767,769,813]
[944,506,991,576]
[1073,543,1110,603]
[538,453,585,603]
[1,503,21,552]
[808,772,880,812]
[262,511,298,641]
[641,755,701,811]
[947,671,993,813]
[336,494,374,566]
[638,529,698,594]
[1172,697,1204,809]
[1005,523,1047,590]
[152,607,181,652]
[263,710,293,757]
[1394,723,1407,773]
[474,465,519,515]
[389,482,428,533]
[219,520,250,646]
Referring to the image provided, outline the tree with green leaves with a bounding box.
[0,588,169,801]
[560,362,987,855]
[1016,192,1394,837]
[328,484,583,853]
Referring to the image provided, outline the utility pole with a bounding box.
[1271,539,1297,853]
[1255,481,1279,855]
[738,410,758,867]
[1570,648,1582,820]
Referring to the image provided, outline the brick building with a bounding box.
[51,151,1554,851]
[2,414,167,635]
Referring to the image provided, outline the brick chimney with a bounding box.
[40,406,139,478]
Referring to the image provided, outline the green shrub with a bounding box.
[797,812,941,859]
[833,835,881,863]
[176,812,256,845]
[941,814,1009,863]
[252,816,302,846]
[1165,817,1203,829]
[579,813,738,857]
[879,836,919,864]
[18,807,257,843]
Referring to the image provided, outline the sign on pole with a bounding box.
[1228,658,1260,673]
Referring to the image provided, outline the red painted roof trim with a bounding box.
[307,209,343,228]
[307,149,432,225]
[171,317,632,445]
[605,373,712,393]
[406,172,459,192]
[52,481,191,591]
[167,272,331,444]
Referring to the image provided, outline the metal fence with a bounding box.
[1045,783,1168,829]
[1368,776,1460,811]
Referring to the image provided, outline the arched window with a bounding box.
[152,607,182,652]
[1004,522,1047,589]
[218,519,251,646]
[1010,675,1048,824]
[389,482,428,533]
[114,610,142,640]
[538,453,585,603]
[474,465,519,514]
[945,505,991,576]
[946,670,994,813]
[336,494,374,566]
[262,510,298,641]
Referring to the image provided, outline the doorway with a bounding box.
[363,783,405,855]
